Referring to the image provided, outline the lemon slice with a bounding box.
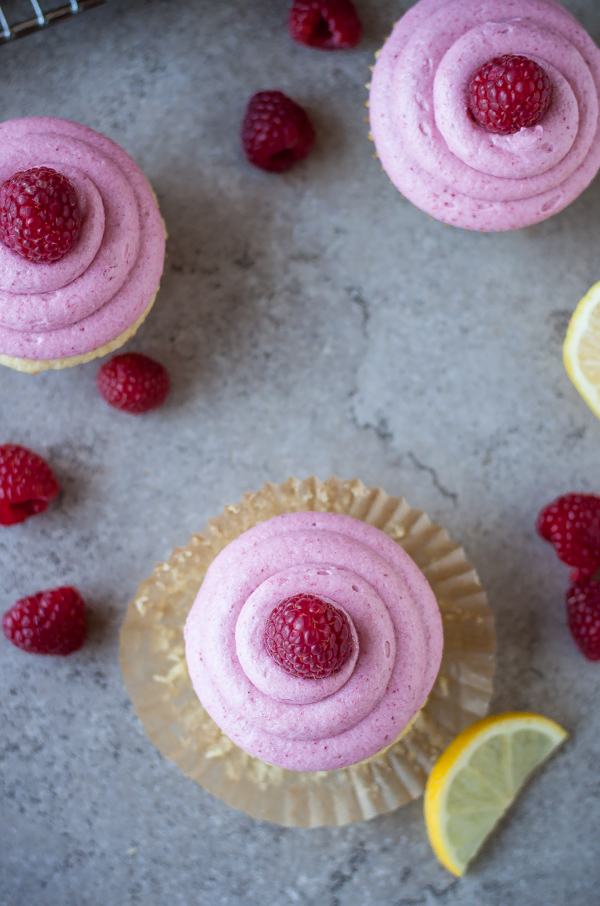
[564,280,600,418]
[424,712,568,877]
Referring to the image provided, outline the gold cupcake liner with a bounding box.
[120,477,496,827]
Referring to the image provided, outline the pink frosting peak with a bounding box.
[370,0,600,231]
[184,512,443,772]
[0,117,165,360]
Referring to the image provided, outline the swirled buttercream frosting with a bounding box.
[370,0,600,230]
[184,511,443,771]
[0,117,165,360]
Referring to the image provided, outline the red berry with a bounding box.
[566,579,600,661]
[241,91,316,173]
[0,444,59,527]
[468,55,552,135]
[97,352,170,414]
[2,586,86,655]
[264,593,353,679]
[288,0,362,50]
[536,493,600,580]
[0,167,82,263]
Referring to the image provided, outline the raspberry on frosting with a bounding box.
[536,493,600,580]
[468,54,552,134]
[0,167,82,263]
[264,593,353,678]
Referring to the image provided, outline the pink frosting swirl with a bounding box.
[370,0,600,230]
[184,512,443,772]
[0,117,165,360]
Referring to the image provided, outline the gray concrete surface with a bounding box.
[1,0,600,903]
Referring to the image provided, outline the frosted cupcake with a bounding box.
[121,477,495,826]
[369,0,600,231]
[185,511,444,772]
[0,117,165,373]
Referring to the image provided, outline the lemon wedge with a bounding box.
[424,712,568,876]
[564,280,600,418]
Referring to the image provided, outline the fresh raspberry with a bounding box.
[536,493,600,580]
[0,444,60,527]
[566,579,600,661]
[468,55,552,135]
[288,0,362,50]
[0,167,82,263]
[97,352,170,414]
[264,593,353,679]
[241,91,316,173]
[2,586,86,655]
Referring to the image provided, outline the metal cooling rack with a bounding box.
[0,0,113,44]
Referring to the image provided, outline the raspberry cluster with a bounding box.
[240,1,362,172]
[1,351,170,657]
[537,493,600,661]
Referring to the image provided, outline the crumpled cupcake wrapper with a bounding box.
[120,476,496,827]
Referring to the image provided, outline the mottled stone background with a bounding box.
[1,1,599,904]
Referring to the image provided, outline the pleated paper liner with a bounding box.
[120,476,496,827]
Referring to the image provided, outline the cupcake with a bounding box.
[0,117,165,373]
[369,0,600,231]
[121,478,495,826]
[184,511,443,772]
[185,512,443,771]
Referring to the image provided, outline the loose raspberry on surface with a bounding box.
[536,493,600,580]
[288,0,362,50]
[468,55,552,135]
[0,444,60,527]
[241,91,316,173]
[264,593,353,679]
[97,352,170,414]
[2,586,86,655]
[566,579,600,661]
[0,167,82,263]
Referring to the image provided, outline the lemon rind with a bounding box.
[563,280,600,419]
[424,712,568,877]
